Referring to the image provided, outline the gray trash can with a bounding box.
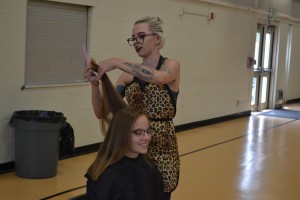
[10,110,66,179]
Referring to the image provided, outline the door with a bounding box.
[251,24,275,111]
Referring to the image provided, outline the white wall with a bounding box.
[275,23,290,100]
[257,0,292,15]
[172,4,255,124]
[287,25,300,100]
[292,0,300,18]
[0,0,299,165]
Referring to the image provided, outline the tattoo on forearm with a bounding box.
[123,62,154,81]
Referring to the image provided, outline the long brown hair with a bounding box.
[87,107,147,181]
[90,59,127,129]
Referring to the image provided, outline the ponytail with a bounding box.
[90,59,128,133]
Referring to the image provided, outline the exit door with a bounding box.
[251,24,275,111]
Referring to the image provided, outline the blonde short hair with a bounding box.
[135,16,165,49]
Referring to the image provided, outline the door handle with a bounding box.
[253,66,262,73]
[263,68,272,72]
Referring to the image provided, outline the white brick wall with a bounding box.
[0,0,299,165]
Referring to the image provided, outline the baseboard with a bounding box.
[0,110,251,174]
[286,98,300,104]
[0,162,15,175]
[175,110,251,132]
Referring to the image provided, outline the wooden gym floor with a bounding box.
[1,103,300,200]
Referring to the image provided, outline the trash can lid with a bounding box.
[10,110,66,124]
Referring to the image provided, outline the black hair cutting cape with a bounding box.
[85,155,164,200]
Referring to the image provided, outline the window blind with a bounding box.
[25,0,88,86]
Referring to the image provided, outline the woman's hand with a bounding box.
[83,67,99,86]
[96,58,120,80]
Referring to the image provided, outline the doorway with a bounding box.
[251,24,276,111]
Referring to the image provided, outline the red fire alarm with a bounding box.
[247,56,256,68]
[209,12,215,20]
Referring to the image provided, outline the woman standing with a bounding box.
[84,16,180,200]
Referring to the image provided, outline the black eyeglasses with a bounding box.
[131,128,154,136]
[127,34,157,46]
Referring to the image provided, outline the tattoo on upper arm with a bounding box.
[161,65,172,75]
[123,62,154,81]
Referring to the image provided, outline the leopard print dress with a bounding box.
[124,56,180,192]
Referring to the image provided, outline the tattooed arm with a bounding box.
[96,58,180,89]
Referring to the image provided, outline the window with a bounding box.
[25,0,88,87]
